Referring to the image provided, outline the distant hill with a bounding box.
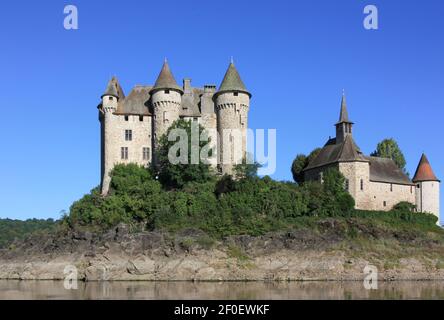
[0,218,57,248]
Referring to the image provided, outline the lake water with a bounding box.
[1,280,444,300]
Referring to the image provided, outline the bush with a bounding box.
[63,164,438,237]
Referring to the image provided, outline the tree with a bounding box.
[234,156,261,180]
[371,138,407,174]
[291,154,307,184]
[291,148,321,184]
[156,119,214,189]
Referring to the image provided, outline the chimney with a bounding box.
[183,78,192,94]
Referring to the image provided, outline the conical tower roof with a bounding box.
[151,60,183,94]
[336,92,353,124]
[413,154,440,182]
[101,76,125,99]
[216,61,251,97]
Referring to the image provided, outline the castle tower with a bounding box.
[413,154,441,225]
[335,92,354,144]
[150,60,183,148]
[214,61,251,175]
[100,76,125,194]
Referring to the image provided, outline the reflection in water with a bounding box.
[0,280,444,300]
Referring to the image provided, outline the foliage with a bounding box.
[155,119,214,189]
[63,164,438,238]
[291,148,322,184]
[371,138,408,174]
[0,218,57,248]
[233,157,261,180]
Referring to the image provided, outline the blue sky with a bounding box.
[0,0,443,221]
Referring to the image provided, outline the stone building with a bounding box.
[303,94,440,224]
[98,60,250,194]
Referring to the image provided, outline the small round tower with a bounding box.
[100,76,124,195]
[413,153,441,225]
[214,61,251,175]
[150,60,183,145]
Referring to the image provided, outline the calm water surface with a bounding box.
[1,280,444,300]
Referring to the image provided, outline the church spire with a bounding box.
[338,91,350,123]
[335,91,354,144]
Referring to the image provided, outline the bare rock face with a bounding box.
[1,223,444,281]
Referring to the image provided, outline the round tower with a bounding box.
[214,61,251,175]
[413,153,441,225]
[100,76,124,195]
[150,60,183,147]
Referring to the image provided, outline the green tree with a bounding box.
[291,148,321,184]
[233,155,261,180]
[156,119,214,189]
[371,138,407,174]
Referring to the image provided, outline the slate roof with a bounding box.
[115,86,152,115]
[337,94,352,124]
[150,60,183,94]
[102,76,125,99]
[412,154,440,182]
[304,135,368,171]
[216,62,251,97]
[367,156,414,185]
[113,85,206,117]
[303,136,414,185]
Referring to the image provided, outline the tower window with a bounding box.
[124,116,129,121]
[143,147,150,161]
[234,92,239,96]
[125,130,132,141]
[139,116,143,122]
[383,201,387,207]
[410,186,413,194]
[345,179,349,191]
[390,184,393,192]
[121,147,128,160]
[109,97,114,101]
[360,179,364,191]
[165,89,170,94]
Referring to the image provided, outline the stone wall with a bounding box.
[101,113,152,194]
[216,92,249,175]
[416,181,440,225]
[368,181,415,211]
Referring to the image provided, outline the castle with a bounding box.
[303,94,441,225]
[97,61,440,225]
[98,60,250,194]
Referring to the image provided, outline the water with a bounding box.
[0,280,444,300]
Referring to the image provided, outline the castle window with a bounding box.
[345,179,349,191]
[143,147,150,161]
[121,147,128,160]
[360,179,364,191]
[193,117,198,122]
[124,116,129,121]
[109,97,114,101]
[165,89,170,94]
[125,130,132,141]
[410,186,413,194]
[383,201,387,207]
[139,116,143,122]
[390,184,393,192]
[234,92,239,96]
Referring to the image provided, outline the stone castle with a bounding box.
[97,62,440,225]
[98,60,250,194]
[303,94,440,224]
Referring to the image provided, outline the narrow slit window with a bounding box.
[143,147,150,161]
[121,147,128,160]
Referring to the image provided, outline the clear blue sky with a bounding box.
[0,0,443,221]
